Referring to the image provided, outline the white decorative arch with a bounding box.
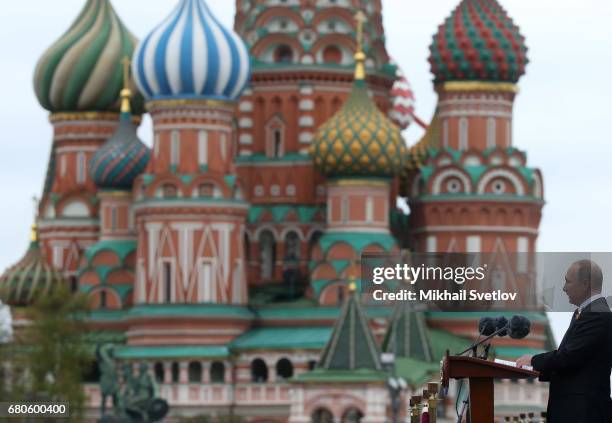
[61,200,90,217]
[431,168,472,195]
[532,171,543,198]
[477,169,525,196]
[253,225,280,242]
[280,226,305,241]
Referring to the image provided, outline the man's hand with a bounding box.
[516,354,533,368]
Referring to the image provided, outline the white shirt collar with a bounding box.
[578,293,604,312]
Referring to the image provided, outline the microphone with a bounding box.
[495,316,508,337]
[478,317,496,336]
[457,315,531,356]
[507,315,530,339]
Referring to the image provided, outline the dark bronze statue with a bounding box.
[97,344,169,423]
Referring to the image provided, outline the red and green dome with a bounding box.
[429,0,528,83]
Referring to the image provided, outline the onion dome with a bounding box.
[389,60,416,130]
[133,0,251,102]
[310,27,404,178]
[90,59,150,190]
[0,225,65,306]
[33,0,142,113]
[429,0,528,83]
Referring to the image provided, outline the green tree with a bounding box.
[4,284,92,422]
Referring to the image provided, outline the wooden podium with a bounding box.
[441,351,539,423]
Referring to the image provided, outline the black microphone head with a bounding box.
[495,316,508,337]
[478,317,496,336]
[508,315,531,339]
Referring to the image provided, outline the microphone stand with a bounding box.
[455,326,506,423]
[455,326,507,356]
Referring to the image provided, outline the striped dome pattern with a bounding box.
[33,0,142,113]
[429,0,528,83]
[389,62,416,130]
[133,0,251,101]
[0,229,65,306]
[90,114,150,190]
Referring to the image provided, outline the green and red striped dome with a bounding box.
[429,0,528,83]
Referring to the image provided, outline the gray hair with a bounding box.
[572,260,603,291]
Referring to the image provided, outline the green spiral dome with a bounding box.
[33,0,142,113]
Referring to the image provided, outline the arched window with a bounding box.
[307,360,317,371]
[162,184,178,199]
[188,361,202,383]
[311,408,333,423]
[154,362,164,383]
[274,45,293,63]
[110,207,118,231]
[210,361,225,383]
[275,358,294,380]
[171,362,179,383]
[341,407,364,423]
[198,183,215,197]
[259,231,276,280]
[251,358,268,383]
[284,231,300,261]
[322,45,342,64]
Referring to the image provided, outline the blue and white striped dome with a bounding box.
[132,0,250,101]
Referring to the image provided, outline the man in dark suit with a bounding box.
[516,260,612,422]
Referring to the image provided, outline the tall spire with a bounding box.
[354,10,367,81]
[120,56,132,119]
[318,288,382,371]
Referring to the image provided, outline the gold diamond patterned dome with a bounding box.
[310,79,405,178]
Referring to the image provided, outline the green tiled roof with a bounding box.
[294,368,387,383]
[256,305,393,321]
[395,356,440,386]
[84,240,136,264]
[82,330,126,345]
[318,291,382,371]
[231,327,332,350]
[116,345,229,359]
[383,304,433,362]
[127,304,254,320]
[428,329,473,361]
[235,152,311,164]
[317,232,397,255]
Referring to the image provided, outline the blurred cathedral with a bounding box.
[0,0,553,421]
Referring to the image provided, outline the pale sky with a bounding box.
[1,0,612,345]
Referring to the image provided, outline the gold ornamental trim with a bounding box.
[50,112,143,124]
[331,179,389,188]
[50,111,120,122]
[146,98,234,110]
[98,190,132,199]
[442,81,518,93]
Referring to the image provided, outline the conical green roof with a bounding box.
[318,289,382,371]
[382,302,433,362]
[0,226,65,306]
